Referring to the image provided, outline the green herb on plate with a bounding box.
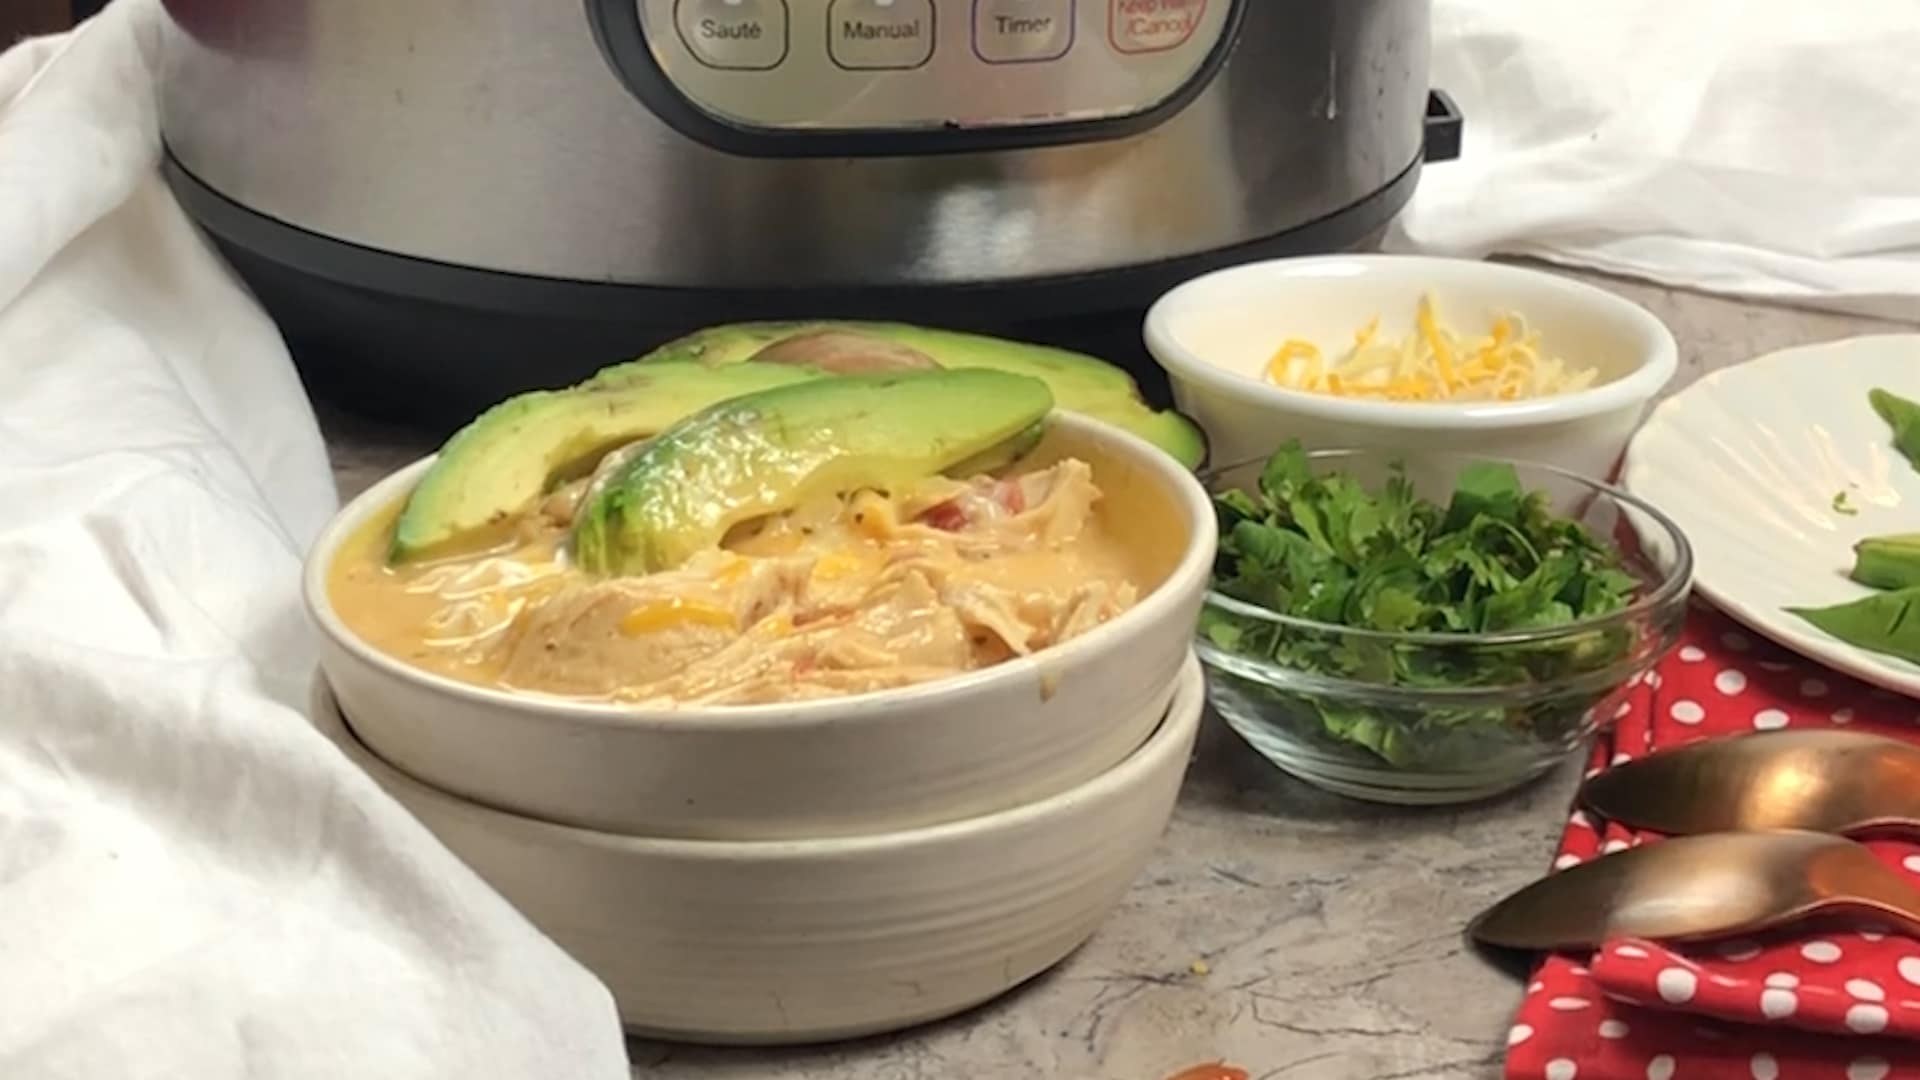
[1201,441,1641,769]
[1787,588,1920,665]
[1870,388,1920,473]
[1849,532,1920,590]
[1787,390,1920,664]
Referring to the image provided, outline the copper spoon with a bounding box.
[1469,830,1920,951]
[1581,729,1920,836]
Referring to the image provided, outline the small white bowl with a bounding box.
[312,655,1203,1045]
[304,413,1215,841]
[1144,255,1678,478]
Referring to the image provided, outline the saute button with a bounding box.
[1108,0,1204,55]
[673,0,790,70]
[829,0,937,70]
[973,0,1074,63]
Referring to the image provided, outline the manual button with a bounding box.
[674,0,790,71]
[829,0,937,70]
[973,0,1074,63]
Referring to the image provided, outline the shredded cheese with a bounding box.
[712,553,753,585]
[619,596,737,636]
[849,490,898,540]
[810,549,877,582]
[1263,294,1599,403]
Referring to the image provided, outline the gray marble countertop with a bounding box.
[321,267,1916,1080]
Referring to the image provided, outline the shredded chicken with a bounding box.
[332,457,1144,707]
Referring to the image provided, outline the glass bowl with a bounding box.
[1196,447,1693,805]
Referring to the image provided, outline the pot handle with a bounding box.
[1424,90,1464,163]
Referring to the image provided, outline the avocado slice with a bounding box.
[572,369,1055,576]
[390,361,821,562]
[636,321,1208,469]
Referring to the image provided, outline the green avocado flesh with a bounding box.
[637,321,1208,469]
[571,369,1055,576]
[389,361,820,562]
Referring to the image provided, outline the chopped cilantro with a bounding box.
[1202,441,1643,770]
[1832,488,1858,516]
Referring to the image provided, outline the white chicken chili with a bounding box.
[329,458,1148,706]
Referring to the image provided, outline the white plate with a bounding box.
[1623,334,1920,697]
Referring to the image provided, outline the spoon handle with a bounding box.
[1580,731,1920,837]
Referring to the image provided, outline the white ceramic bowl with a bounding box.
[1144,255,1678,478]
[304,412,1215,841]
[312,654,1203,1044]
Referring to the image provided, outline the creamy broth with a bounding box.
[330,453,1164,707]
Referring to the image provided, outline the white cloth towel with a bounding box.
[1390,0,1920,321]
[0,4,628,1078]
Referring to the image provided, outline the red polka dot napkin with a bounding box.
[1505,604,1920,1080]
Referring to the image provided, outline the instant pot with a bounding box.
[157,0,1460,423]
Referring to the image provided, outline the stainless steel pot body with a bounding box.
[157,0,1429,289]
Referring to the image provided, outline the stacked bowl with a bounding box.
[303,413,1218,1044]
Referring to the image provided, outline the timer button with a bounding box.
[1108,0,1204,55]
[829,0,937,70]
[673,0,790,70]
[973,0,1074,64]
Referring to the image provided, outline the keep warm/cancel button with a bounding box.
[1109,0,1205,54]
[829,0,937,70]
